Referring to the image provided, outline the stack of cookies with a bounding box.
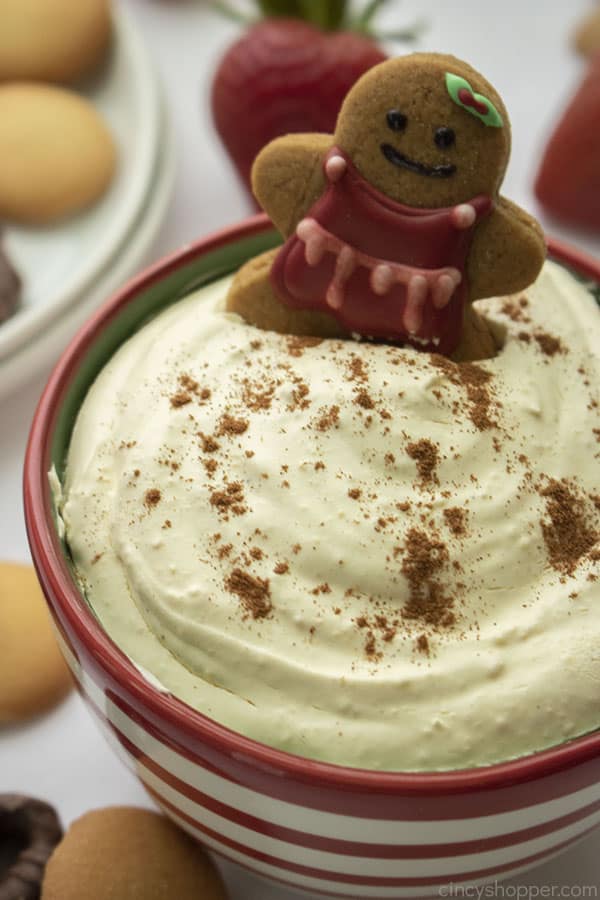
[0,0,118,324]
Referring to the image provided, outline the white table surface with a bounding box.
[1,0,599,896]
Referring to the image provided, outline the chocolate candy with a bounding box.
[0,795,62,900]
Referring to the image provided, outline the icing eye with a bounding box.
[386,110,407,132]
[435,127,455,148]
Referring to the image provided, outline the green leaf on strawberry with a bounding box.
[257,0,302,18]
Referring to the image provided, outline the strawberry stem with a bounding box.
[351,0,425,42]
[256,0,347,28]
[296,0,347,30]
[213,0,423,38]
[354,0,388,30]
[256,0,302,17]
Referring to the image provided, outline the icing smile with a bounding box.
[381,143,456,178]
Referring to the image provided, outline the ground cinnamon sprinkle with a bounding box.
[443,507,468,537]
[288,380,310,412]
[286,335,323,357]
[217,414,249,436]
[400,528,455,627]
[170,390,192,408]
[348,487,362,500]
[364,631,379,660]
[225,568,272,619]
[209,482,247,518]
[144,488,161,508]
[179,373,199,393]
[407,439,439,484]
[315,405,340,431]
[539,478,597,574]
[534,332,565,357]
[461,364,497,430]
[354,389,374,410]
[501,297,531,323]
[415,634,430,655]
[347,356,368,382]
[199,432,220,453]
[312,582,332,595]
[431,355,497,431]
[203,458,218,476]
[242,379,276,412]
[274,561,289,575]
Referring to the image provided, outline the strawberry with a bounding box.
[211,1,418,198]
[534,54,600,231]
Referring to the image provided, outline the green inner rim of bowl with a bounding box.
[50,229,281,481]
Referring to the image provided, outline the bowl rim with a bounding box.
[23,214,600,794]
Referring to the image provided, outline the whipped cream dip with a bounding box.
[58,260,600,771]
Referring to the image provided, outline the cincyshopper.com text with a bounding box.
[439,883,598,899]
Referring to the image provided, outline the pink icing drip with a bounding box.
[327,245,356,310]
[371,264,395,295]
[325,154,347,183]
[451,203,477,229]
[405,276,427,333]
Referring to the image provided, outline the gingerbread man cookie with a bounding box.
[226,53,545,361]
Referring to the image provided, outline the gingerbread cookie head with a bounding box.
[335,53,510,209]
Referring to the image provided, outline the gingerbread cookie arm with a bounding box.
[252,133,332,238]
[467,196,546,301]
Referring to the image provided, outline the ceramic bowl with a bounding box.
[24,216,600,899]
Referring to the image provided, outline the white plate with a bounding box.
[0,3,162,362]
[0,94,176,402]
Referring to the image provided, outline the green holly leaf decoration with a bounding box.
[445,72,503,128]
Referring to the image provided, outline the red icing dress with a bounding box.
[270,147,493,355]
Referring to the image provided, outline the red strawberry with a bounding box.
[211,17,387,197]
[535,55,600,230]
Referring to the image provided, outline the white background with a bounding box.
[1,0,599,896]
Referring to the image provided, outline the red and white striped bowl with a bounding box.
[24,217,600,899]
